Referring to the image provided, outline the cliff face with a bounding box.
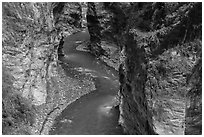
[2,2,202,135]
[119,33,155,134]
[119,3,202,135]
[86,2,107,57]
[86,2,128,69]
[86,2,155,134]
[2,3,58,134]
[2,2,57,106]
[185,58,202,134]
[95,2,202,135]
[2,2,95,135]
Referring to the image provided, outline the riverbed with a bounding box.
[49,29,123,135]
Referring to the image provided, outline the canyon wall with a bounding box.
[2,2,202,135]
[86,2,105,57]
[118,33,155,134]
[185,58,202,134]
[86,2,155,134]
[98,2,202,135]
[2,2,95,135]
[2,2,57,106]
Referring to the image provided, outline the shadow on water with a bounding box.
[49,29,124,135]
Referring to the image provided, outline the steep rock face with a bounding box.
[85,2,202,135]
[86,3,128,54]
[145,48,194,134]
[86,2,129,70]
[118,2,202,135]
[86,2,106,57]
[2,2,58,106]
[2,2,95,135]
[54,2,82,35]
[119,33,155,135]
[85,3,156,134]
[3,2,201,135]
[2,3,60,134]
[87,2,130,43]
[185,58,202,134]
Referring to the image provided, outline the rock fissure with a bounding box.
[2,2,202,135]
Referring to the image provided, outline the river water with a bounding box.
[49,29,123,135]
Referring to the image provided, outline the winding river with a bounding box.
[49,29,124,135]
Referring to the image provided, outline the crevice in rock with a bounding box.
[39,106,60,134]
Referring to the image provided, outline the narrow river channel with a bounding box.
[49,29,124,135]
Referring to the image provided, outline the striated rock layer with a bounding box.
[2,2,202,135]
[118,33,155,134]
[85,2,155,134]
[185,58,202,135]
[2,2,95,135]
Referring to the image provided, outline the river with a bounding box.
[49,29,124,135]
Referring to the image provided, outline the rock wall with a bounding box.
[118,33,155,135]
[2,2,202,135]
[185,58,202,134]
[2,2,57,106]
[86,2,155,134]
[118,2,202,135]
[2,2,95,135]
[86,2,106,57]
[84,2,202,135]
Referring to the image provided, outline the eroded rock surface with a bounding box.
[2,2,95,135]
[2,2,202,135]
[119,33,155,134]
[185,59,202,135]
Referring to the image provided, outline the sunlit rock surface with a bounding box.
[2,2,95,135]
[2,2,202,135]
